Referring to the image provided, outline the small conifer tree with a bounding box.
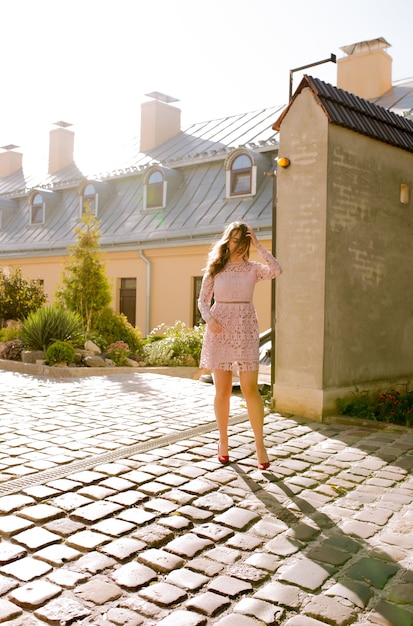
[57,206,112,331]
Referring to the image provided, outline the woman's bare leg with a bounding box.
[213,370,233,456]
[239,369,268,464]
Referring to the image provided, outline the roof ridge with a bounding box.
[305,75,413,131]
[183,104,285,130]
[273,75,413,153]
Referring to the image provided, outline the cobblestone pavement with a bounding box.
[0,369,412,626]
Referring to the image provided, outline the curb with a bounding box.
[0,359,200,379]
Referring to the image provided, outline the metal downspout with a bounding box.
[271,171,277,404]
[138,249,151,336]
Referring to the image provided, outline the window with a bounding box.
[145,170,165,209]
[80,183,98,216]
[30,193,45,225]
[225,152,257,198]
[230,154,252,195]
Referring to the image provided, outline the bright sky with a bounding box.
[2,0,413,173]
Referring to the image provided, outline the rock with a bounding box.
[184,355,197,366]
[74,350,84,364]
[21,350,45,364]
[83,355,107,367]
[6,320,20,329]
[125,358,139,367]
[84,340,101,354]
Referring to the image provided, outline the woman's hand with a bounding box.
[207,317,223,334]
[246,226,259,248]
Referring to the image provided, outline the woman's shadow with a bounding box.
[227,416,413,626]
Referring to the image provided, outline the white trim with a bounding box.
[143,180,167,211]
[79,192,99,218]
[30,201,45,226]
[225,164,257,199]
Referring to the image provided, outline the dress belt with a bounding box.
[215,301,251,304]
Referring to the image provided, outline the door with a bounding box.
[120,278,137,326]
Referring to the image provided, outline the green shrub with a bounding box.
[106,340,131,366]
[143,321,204,366]
[46,341,76,366]
[336,387,376,421]
[0,326,21,342]
[20,306,84,351]
[0,267,46,322]
[336,383,413,427]
[91,307,142,354]
[0,339,24,361]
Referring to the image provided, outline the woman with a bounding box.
[198,221,282,469]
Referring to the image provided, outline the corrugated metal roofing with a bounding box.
[272,75,413,153]
[0,106,281,256]
[92,106,282,179]
[371,77,413,118]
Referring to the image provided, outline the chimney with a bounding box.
[337,37,392,100]
[140,92,181,153]
[0,145,23,177]
[48,121,75,174]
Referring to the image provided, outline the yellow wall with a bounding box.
[1,239,275,336]
[6,255,68,304]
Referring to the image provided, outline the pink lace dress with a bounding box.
[198,244,282,372]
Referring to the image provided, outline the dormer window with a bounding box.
[226,152,257,198]
[30,193,45,225]
[231,154,252,195]
[144,170,165,210]
[80,183,98,216]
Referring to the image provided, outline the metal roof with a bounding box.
[91,106,283,179]
[0,107,281,256]
[273,75,413,153]
[371,77,413,118]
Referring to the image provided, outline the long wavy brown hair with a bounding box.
[204,221,251,277]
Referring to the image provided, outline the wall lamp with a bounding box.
[277,157,290,168]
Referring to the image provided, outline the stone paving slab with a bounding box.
[0,368,412,625]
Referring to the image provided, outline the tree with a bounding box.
[0,267,46,324]
[57,207,112,332]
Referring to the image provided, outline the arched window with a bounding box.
[30,193,45,225]
[230,154,253,195]
[225,152,258,199]
[80,183,98,216]
[145,170,165,209]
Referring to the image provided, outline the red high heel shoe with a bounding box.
[257,461,270,470]
[217,444,230,464]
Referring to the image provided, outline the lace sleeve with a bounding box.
[255,244,283,281]
[197,273,214,322]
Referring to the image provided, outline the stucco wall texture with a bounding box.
[274,87,413,418]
